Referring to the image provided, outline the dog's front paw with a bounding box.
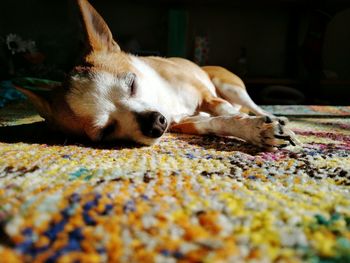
[250,116,299,151]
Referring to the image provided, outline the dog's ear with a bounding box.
[12,78,62,120]
[76,0,120,53]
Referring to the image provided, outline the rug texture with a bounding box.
[0,103,349,263]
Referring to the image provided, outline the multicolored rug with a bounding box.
[0,103,349,263]
[262,105,350,118]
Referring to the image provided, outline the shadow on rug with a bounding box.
[0,108,349,262]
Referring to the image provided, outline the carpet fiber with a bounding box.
[0,104,349,262]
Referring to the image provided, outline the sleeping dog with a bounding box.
[15,0,298,151]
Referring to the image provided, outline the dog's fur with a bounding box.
[16,0,298,151]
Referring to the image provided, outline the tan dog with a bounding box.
[16,0,298,151]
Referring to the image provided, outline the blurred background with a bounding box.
[0,0,349,105]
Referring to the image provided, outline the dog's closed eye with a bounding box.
[123,72,137,97]
[129,78,137,97]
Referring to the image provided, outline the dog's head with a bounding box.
[16,0,168,145]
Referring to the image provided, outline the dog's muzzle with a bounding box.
[136,111,168,138]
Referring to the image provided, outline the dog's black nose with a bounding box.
[137,111,168,138]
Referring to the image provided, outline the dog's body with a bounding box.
[16,0,298,151]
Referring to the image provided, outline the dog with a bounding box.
[15,0,298,151]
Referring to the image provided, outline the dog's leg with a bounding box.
[171,97,298,151]
[202,66,272,117]
[171,114,297,151]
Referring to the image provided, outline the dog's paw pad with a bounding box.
[264,115,289,125]
[256,117,299,151]
[264,116,273,124]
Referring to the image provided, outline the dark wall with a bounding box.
[0,0,78,70]
[323,9,350,79]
